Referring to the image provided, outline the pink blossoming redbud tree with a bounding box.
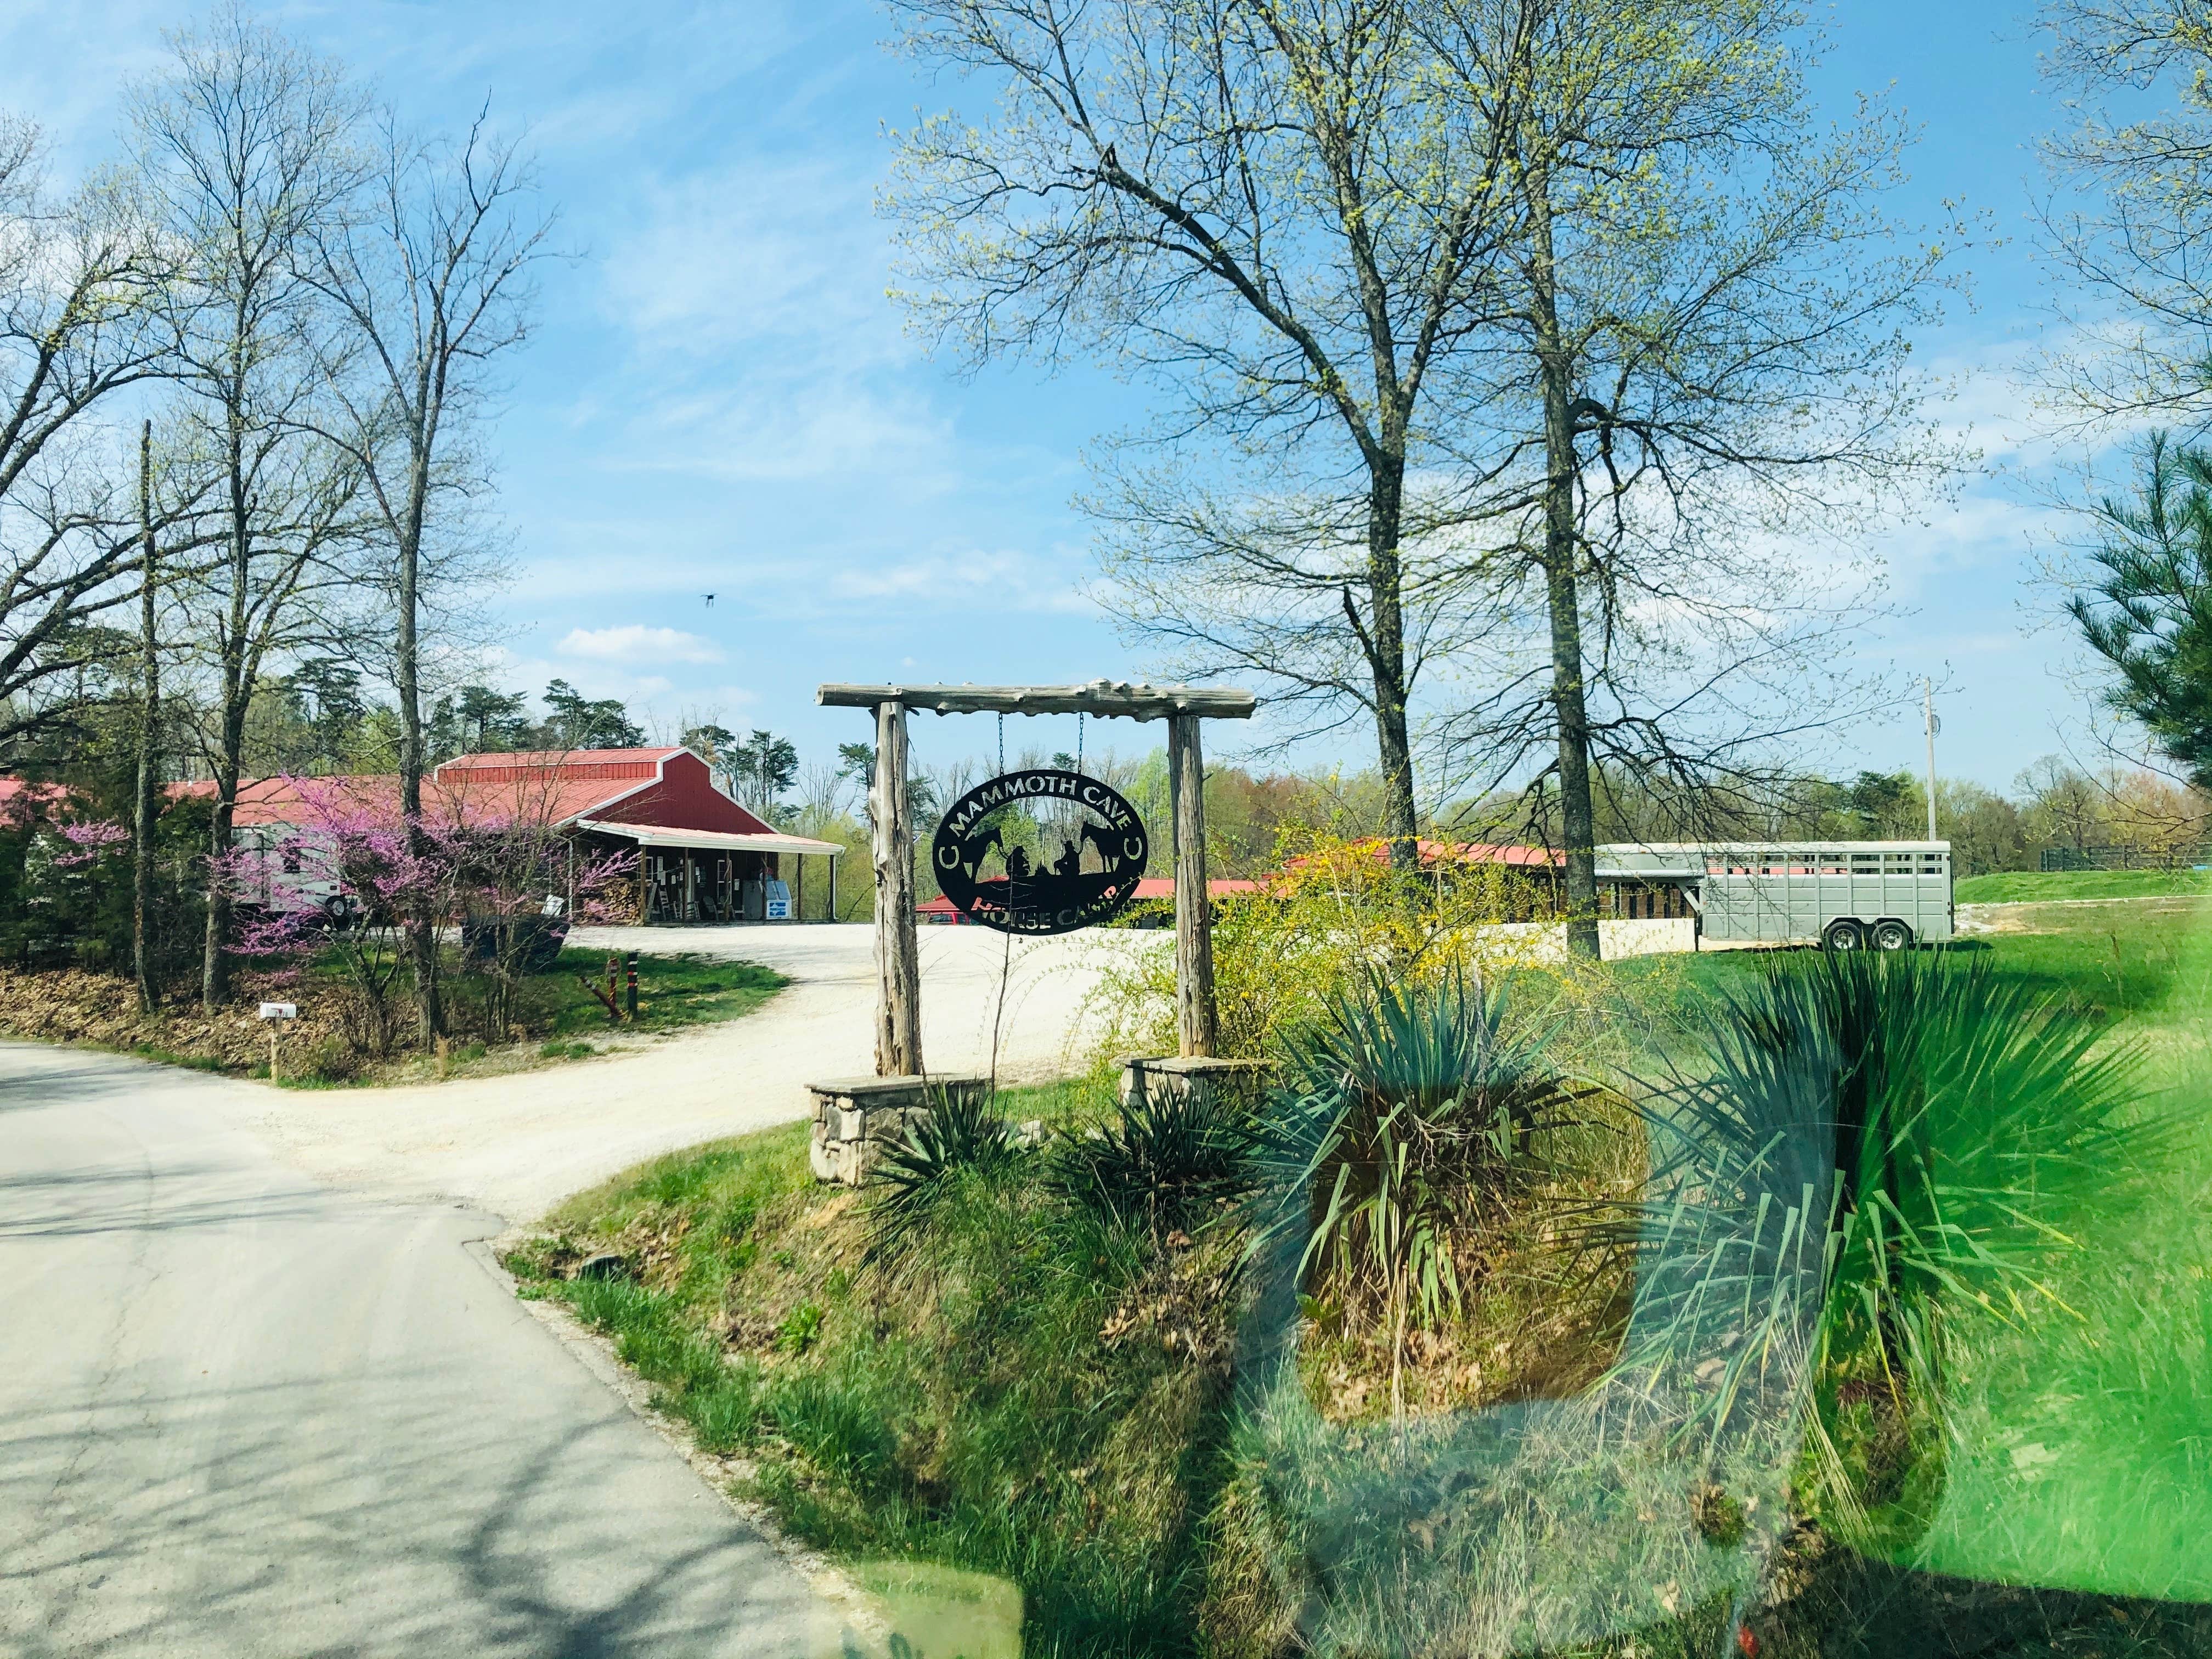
[218,776,636,1054]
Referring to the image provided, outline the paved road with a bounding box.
[0,1043,847,1657]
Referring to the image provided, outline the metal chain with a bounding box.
[1076,712,1084,774]
[997,711,1005,773]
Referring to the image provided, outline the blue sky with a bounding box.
[0,1,2119,792]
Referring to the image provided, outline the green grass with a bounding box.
[1895,903,2212,1601]
[1627,900,2212,1603]
[1617,901,2210,1030]
[532,947,787,1038]
[507,910,2212,1656]
[1955,868,2212,904]
[511,1086,1238,1659]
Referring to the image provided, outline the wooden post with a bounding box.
[871,701,923,1075]
[1169,713,1218,1058]
[829,850,838,923]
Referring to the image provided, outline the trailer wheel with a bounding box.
[1871,918,1914,951]
[1822,919,1865,952]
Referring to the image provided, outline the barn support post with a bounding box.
[871,700,923,1075]
[1169,712,1218,1058]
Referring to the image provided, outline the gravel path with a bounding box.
[195,922,1152,1223]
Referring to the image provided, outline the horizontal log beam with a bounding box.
[816,680,1258,720]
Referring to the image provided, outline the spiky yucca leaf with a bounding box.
[1048,1074,1256,1233]
[1252,971,1582,1340]
[1612,948,2160,1527]
[861,1083,1015,1271]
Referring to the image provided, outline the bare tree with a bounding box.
[0,116,196,750]
[2038,0,2212,427]
[883,0,1529,866]
[129,8,369,1008]
[1408,0,1956,955]
[884,3,1953,947]
[302,108,551,1040]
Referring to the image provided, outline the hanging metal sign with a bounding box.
[931,769,1149,935]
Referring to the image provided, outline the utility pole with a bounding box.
[1923,676,1940,843]
[132,421,160,1013]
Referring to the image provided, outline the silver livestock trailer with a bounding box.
[1595,842,1954,949]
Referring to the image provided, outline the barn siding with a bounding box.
[584,751,776,836]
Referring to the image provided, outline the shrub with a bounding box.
[1251,972,1581,1410]
[1048,1075,1256,1233]
[1619,947,2160,1537]
[1084,825,1572,1064]
[864,1083,1017,1268]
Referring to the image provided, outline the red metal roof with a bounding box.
[1286,837,1564,872]
[0,778,75,823]
[210,749,778,839]
[436,748,681,777]
[229,775,396,828]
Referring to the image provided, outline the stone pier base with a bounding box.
[806,1074,988,1185]
[1118,1054,1272,1114]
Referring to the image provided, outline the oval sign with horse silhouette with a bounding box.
[931,769,1150,935]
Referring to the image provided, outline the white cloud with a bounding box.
[616,380,955,484]
[830,546,1096,615]
[599,152,902,363]
[557,624,725,664]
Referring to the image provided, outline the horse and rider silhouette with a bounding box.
[943,814,1132,889]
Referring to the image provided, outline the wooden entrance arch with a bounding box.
[816,680,1259,1076]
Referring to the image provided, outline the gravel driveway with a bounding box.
[195,922,1153,1223]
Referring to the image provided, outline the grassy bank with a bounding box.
[1902,904,2212,1601]
[1955,868,2212,904]
[507,1080,1233,1655]
[506,917,2212,1656]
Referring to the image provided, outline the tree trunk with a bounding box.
[201,326,256,1012]
[397,438,442,1041]
[1364,455,1422,870]
[201,729,241,1011]
[133,422,159,1014]
[1527,170,1600,960]
[1169,713,1218,1057]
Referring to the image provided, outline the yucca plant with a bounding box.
[1616,947,2157,1533]
[861,1082,1016,1272]
[1048,1074,1256,1233]
[1252,970,1582,1415]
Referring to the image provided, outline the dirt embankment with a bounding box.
[0,967,347,1072]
